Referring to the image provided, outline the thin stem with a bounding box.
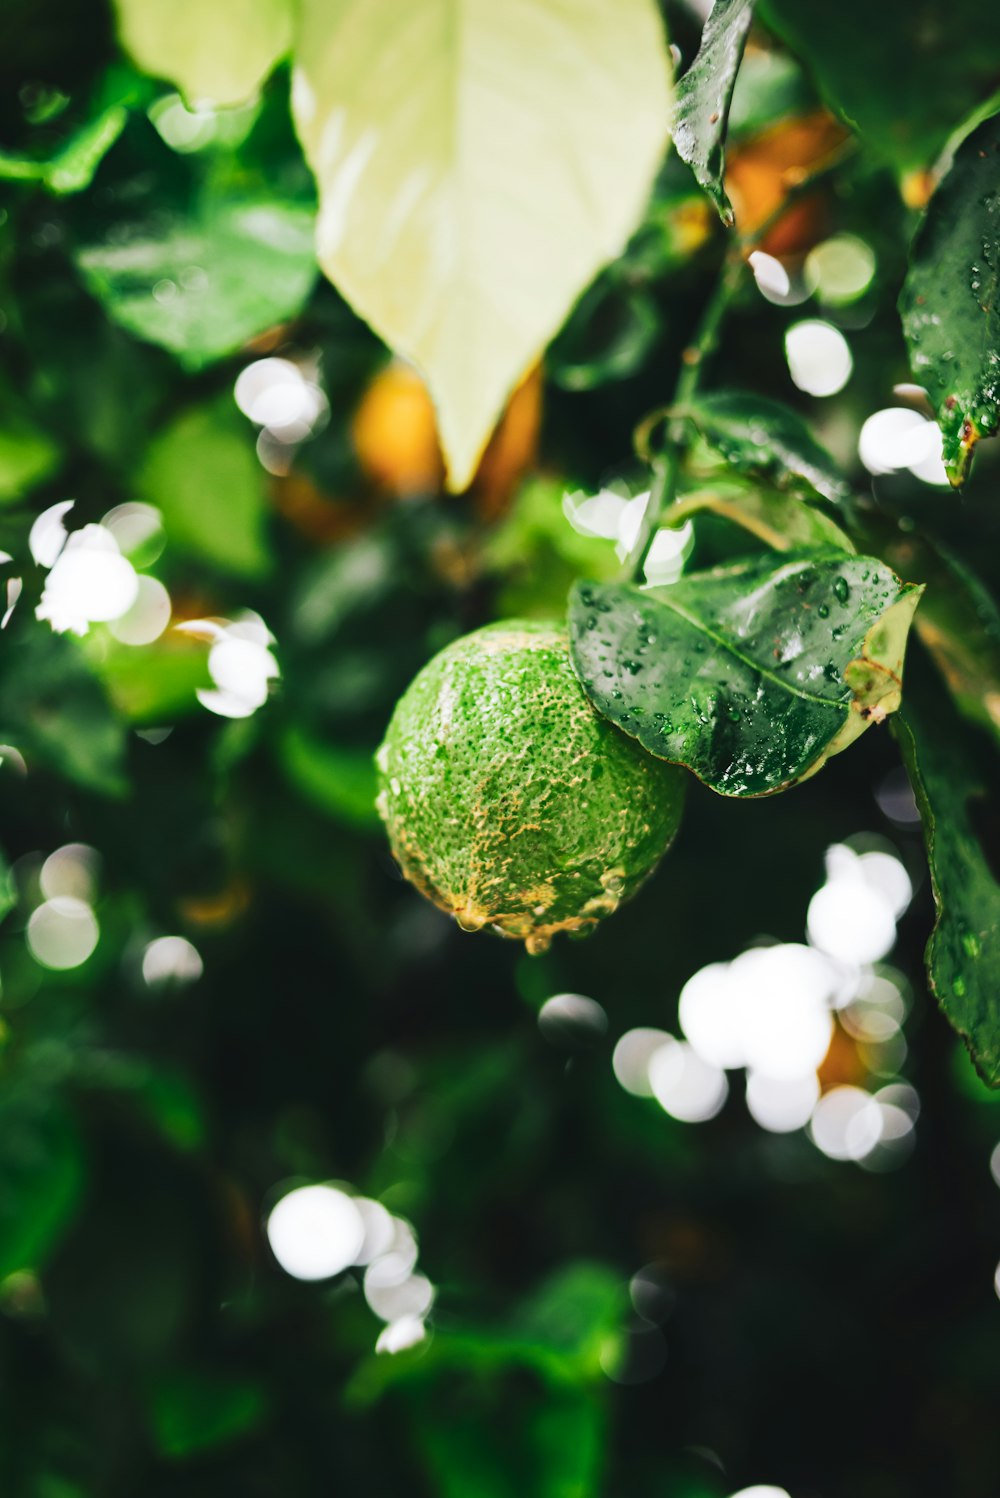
[622,252,744,580]
[621,142,858,584]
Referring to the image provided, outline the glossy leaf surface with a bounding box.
[683,390,850,503]
[669,483,855,555]
[855,519,1000,749]
[900,113,1000,485]
[570,553,922,796]
[673,0,754,225]
[897,681,1000,1086]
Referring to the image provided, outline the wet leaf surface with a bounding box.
[900,112,1000,485]
[570,552,922,796]
[854,517,1000,748]
[897,673,1000,1086]
[673,0,755,225]
[682,389,850,503]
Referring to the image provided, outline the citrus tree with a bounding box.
[1,1,1000,1494]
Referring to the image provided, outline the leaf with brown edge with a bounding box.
[569,552,922,797]
[900,112,1000,486]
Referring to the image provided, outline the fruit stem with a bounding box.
[624,252,745,581]
[623,144,857,584]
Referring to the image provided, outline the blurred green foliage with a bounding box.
[0,3,999,1498]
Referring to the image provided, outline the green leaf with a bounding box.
[761,0,1000,173]
[0,67,147,195]
[94,638,213,723]
[850,519,1000,749]
[899,112,1000,486]
[72,117,316,367]
[570,553,922,797]
[279,727,380,829]
[292,0,673,490]
[672,0,754,225]
[483,475,623,619]
[0,409,61,502]
[547,281,661,392]
[148,1369,268,1456]
[413,1382,606,1498]
[515,1263,626,1378]
[113,0,292,107]
[0,1095,85,1279]
[896,681,1000,1086]
[682,390,850,504]
[669,482,855,555]
[0,106,128,193]
[137,399,270,577]
[0,627,128,796]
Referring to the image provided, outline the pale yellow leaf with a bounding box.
[293,0,672,489]
[115,0,292,108]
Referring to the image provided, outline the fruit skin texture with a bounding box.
[375,620,686,950]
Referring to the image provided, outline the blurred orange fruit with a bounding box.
[727,109,848,255]
[351,358,542,519]
[351,360,444,496]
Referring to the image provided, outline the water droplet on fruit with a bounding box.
[525,932,551,956]
[833,577,850,605]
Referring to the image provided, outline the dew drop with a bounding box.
[456,901,488,933]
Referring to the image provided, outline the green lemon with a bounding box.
[375,620,686,951]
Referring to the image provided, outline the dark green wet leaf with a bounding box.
[71,109,316,366]
[762,0,1000,172]
[852,516,1000,748]
[673,0,754,225]
[137,398,270,577]
[569,553,922,796]
[899,112,1000,486]
[897,676,1000,1086]
[682,390,850,503]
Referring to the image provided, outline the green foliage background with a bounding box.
[1,2,1000,1496]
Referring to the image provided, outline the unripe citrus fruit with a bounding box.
[375,620,686,951]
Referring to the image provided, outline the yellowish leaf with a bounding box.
[114,0,292,108]
[293,0,672,489]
